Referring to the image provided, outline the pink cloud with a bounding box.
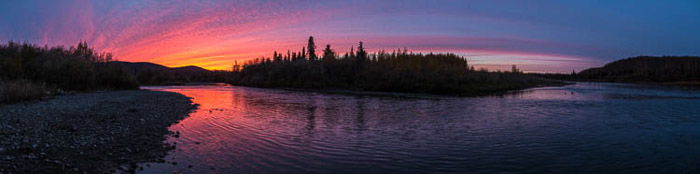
[17,1,601,72]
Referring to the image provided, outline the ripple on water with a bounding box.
[138,83,700,173]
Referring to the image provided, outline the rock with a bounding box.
[0,90,196,173]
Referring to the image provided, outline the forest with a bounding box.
[228,36,560,95]
[0,42,138,103]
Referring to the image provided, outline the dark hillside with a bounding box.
[111,61,227,85]
[577,56,700,83]
[110,61,169,73]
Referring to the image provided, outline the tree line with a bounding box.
[0,41,138,103]
[229,36,555,95]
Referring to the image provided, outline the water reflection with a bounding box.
[139,83,700,173]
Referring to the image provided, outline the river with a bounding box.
[139,82,700,173]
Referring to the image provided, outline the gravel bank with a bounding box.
[0,90,196,173]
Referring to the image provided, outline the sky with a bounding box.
[1,0,699,72]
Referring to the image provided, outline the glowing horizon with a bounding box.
[1,0,699,73]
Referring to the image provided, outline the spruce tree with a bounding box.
[301,47,306,60]
[307,36,317,61]
[322,44,335,61]
[357,41,367,61]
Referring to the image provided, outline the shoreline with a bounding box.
[0,90,196,173]
[229,80,571,99]
[568,79,700,89]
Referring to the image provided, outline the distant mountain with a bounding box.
[171,65,209,73]
[577,56,700,83]
[110,61,227,85]
[110,61,209,74]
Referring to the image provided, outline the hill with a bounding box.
[110,61,169,73]
[577,56,700,84]
[110,61,226,85]
[111,61,209,74]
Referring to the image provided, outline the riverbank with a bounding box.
[275,80,569,98]
[233,78,568,99]
[0,90,196,173]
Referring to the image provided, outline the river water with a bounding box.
[140,83,700,173]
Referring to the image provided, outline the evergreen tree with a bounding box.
[273,51,281,62]
[232,61,241,72]
[357,41,367,61]
[301,47,306,60]
[322,44,335,61]
[74,41,96,61]
[286,50,291,61]
[349,46,355,58]
[307,36,317,61]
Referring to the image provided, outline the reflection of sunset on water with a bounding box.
[139,83,700,173]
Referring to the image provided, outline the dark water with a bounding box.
[140,83,700,173]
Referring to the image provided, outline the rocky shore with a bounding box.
[0,90,196,173]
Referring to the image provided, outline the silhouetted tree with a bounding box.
[349,46,355,58]
[511,65,519,73]
[232,61,241,72]
[308,36,317,61]
[356,41,367,61]
[273,51,281,62]
[286,50,291,61]
[322,44,335,61]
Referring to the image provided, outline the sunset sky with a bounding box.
[1,0,699,72]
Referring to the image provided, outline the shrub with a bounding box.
[95,63,139,90]
[0,80,49,104]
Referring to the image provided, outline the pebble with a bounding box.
[0,90,196,173]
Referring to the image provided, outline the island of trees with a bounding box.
[227,36,561,95]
